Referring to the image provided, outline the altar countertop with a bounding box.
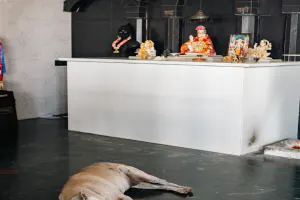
[63,56,300,155]
[58,57,300,68]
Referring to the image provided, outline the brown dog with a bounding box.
[59,162,192,200]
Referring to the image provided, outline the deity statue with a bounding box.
[247,39,272,59]
[255,39,272,58]
[180,25,216,56]
[137,40,156,59]
[233,39,247,56]
[224,34,250,62]
[111,23,140,57]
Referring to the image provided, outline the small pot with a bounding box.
[242,57,259,63]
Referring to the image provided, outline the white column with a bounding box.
[136,19,143,43]
[241,16,256,45]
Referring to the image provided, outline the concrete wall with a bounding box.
[0,0,4,38]
[2,0,71,119]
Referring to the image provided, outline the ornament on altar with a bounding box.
[227,34,250,57]
[223,54,242,63]
[223,34,250,63]
[236,6,250,14]
[137,40,156,59]
[246,39,272,59]
[180,25,216,56]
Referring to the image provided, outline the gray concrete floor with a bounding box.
[1,119,300,200]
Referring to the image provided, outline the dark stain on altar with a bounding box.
[72,0,285,59]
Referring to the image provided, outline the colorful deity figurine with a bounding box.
[233,38,247,56]
[0,42,6,90]
[137,40,156,59]
[226,34,250,60]
[180,25,216,56]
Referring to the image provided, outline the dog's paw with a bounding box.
[177,187,192,194]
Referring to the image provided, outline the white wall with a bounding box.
[0,0,4,39]
[2,0,71,119]
[0,0,4,92]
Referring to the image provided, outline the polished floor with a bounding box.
[1,119,300,200]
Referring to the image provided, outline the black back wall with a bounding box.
[72,0,285,58]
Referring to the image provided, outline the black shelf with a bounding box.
[234,13,271,17]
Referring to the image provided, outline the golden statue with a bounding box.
[247,39,272,59]
[180,25,216,56]
[137,40,156,59]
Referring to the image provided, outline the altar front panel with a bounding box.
[67,61,245,155]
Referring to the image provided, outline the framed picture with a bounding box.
[227,34,251,57]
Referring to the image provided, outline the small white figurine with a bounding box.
[257,39,272,58]
[247,39,272,60]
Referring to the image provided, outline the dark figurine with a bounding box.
[111,23,140,58]
[162,49,171,58]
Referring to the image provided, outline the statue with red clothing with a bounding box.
[180,25,216,56]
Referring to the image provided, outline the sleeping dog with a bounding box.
[59,162,192,200]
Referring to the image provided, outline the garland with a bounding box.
[112,36,131,53]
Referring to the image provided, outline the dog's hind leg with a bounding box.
[121,165,192,194]
[132,182,192,194]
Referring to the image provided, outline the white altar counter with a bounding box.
[59,58,300,155]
